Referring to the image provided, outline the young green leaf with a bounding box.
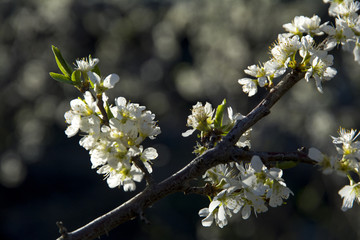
[214,99,226,128]
[105,101,114,120]
[51,45,73,77]
[71,70,82,86]
[49,72,74,85]
[276,161,299,169]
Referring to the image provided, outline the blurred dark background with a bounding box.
[1,0,360,239]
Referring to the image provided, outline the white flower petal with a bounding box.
[115,97,127,107]
[198,208,210,217]
[217,205,226,221]
[65,124,79,138]
[209,200,221,213]
[107,175,121,188]
[308,147,323,162]
[250,156,264,172]
[241,205,251,219]
[142,147,158,160]
[103,74,120,89]
[87,71,101,85]
[339,185,356,211]
[123,179,136,191]
[201,214,214,227]
[182,129,196,137]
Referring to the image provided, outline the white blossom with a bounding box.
[267,181,293,207]
[277,34,302,56]
[88,71,120,93]
[243,189,268,215]
[200,156,292,227]
[97,163,143,191]
[244,156,293,207]
[263,59,287,79]
[304,54,337,93]
[283,15,326,36]
[244,65,269,87]
[140,147,158,173]
[138,111,161,139]
[332,127,360,148]
[111,96,145,120]
[299,35,315,59]
[64,91,100,137]
[311,127,360,177]
[268,35,299,73]
[75,55,99,72]
[322,18,355,51]
[338,182,360,211]
[182,102,214,137]
[331,127,360,172]
[238,78,258,97]
[64,89,160,191]
[325,0,360,18]
[204,164,241,188]
[199,188,242,228]
[308,147,335,174]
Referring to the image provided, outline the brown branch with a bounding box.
[96,94,109,126]
[131,156,155,186]
[222,69,305,147]
[57,70,307,240]
[184,183,218,196]
[231,147,318,166]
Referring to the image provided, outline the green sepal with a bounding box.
[214,99,226,129]
[49,72,74,85]
[215,178,227,189]
[276,161,298,169]
[71,70,82,86]
[105,101,114,120]
[51,45,73,77]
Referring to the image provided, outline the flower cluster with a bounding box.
[182,100,251,151]
[199,156,293,228]
[323,0,360,57]
[64,58,161,191]
[182,102,214,137]
[308,127,360,211]
[238,0,360,96]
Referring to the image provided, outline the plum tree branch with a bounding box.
[222,69,305,146]
[57,69,308,240]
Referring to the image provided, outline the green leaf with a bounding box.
[276,161,298,169]
[214,99,226,128]
[51,45,73,77]
[71,70,82,85]
[49,72,74,85]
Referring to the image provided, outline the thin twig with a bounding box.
[184,183,218,196]
[222,69,305,146]
[96,94,109,126]
[131,156,155,187]
[56,221,68,238]
[230,147,317,166]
